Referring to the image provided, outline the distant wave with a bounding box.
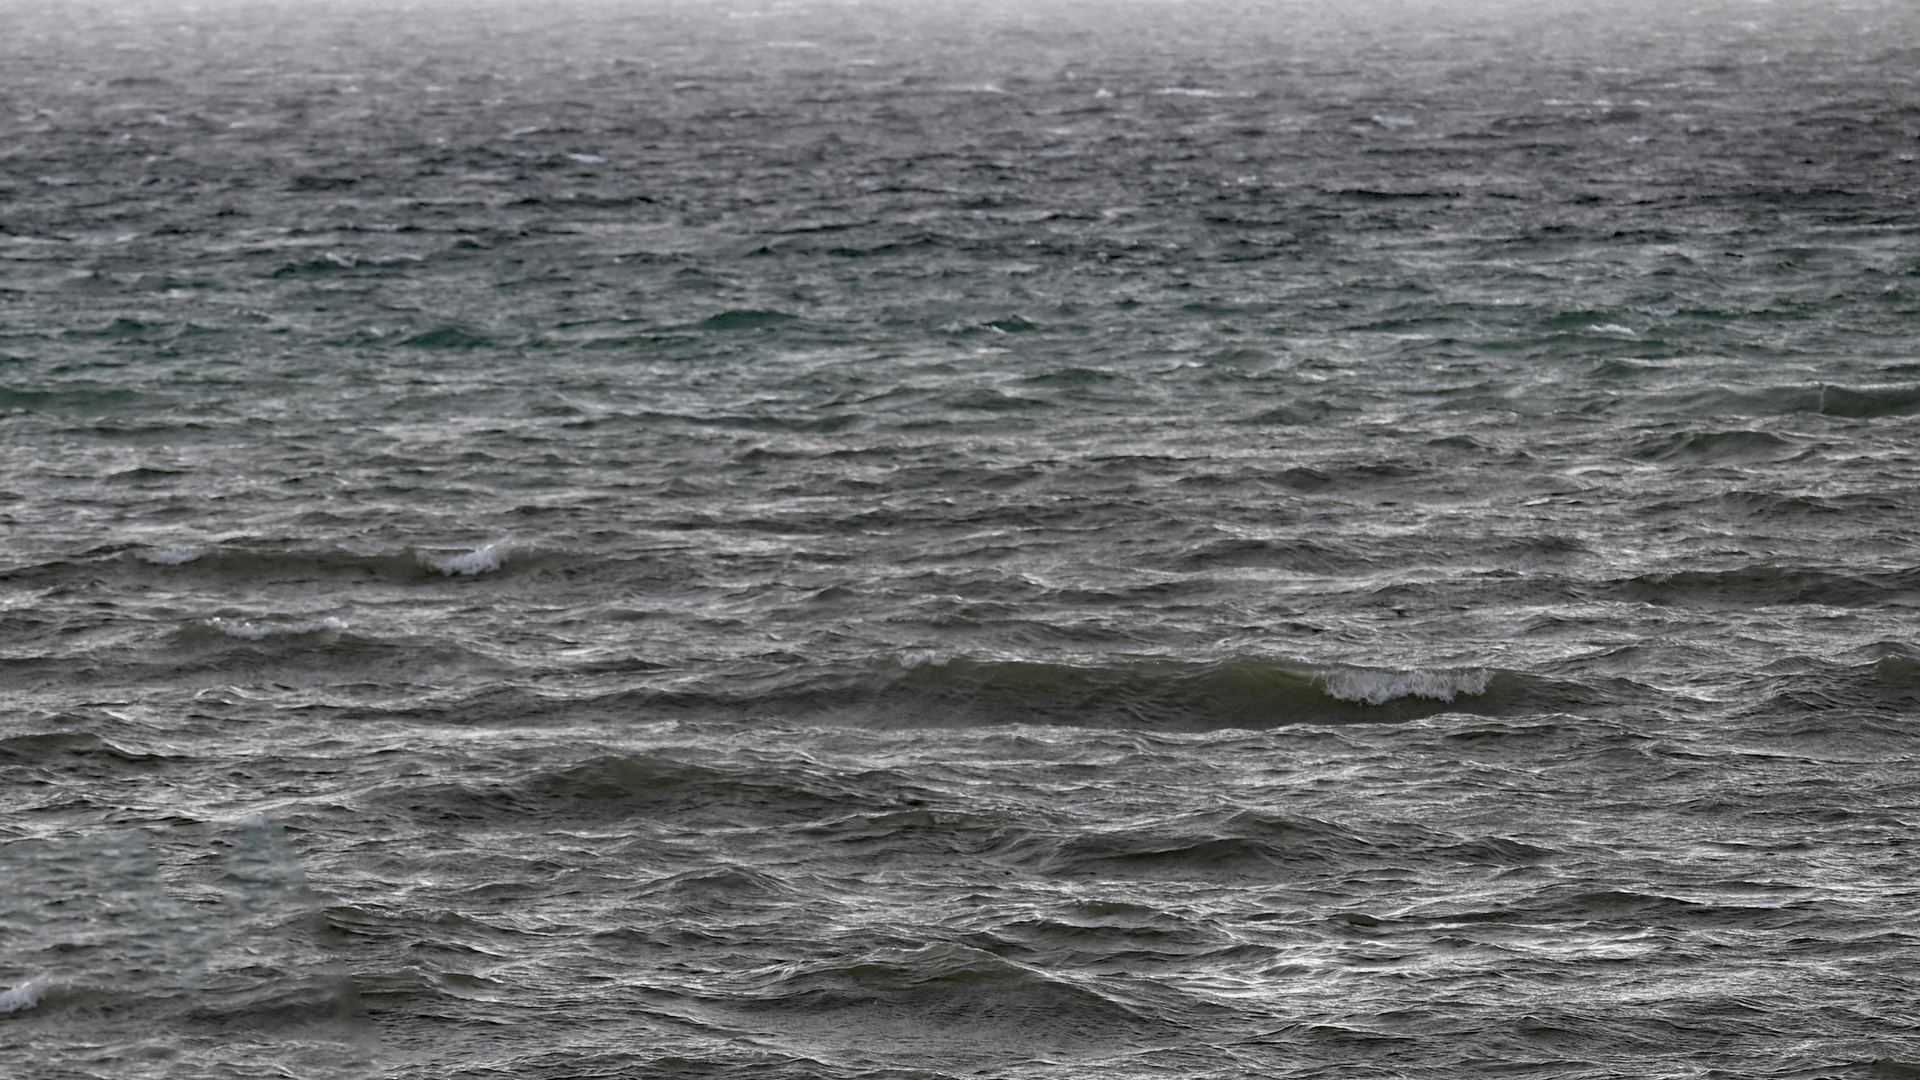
[1599,563,1920,608]
[0,543,546,590]
[1649,383,1920,419]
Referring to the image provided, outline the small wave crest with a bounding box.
[140,547,203,565]
[207,616,348,641]
[421,545,504,576]
[1320,666,1493,705]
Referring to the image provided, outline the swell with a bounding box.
[1645,382,1920,420]
[1597,564,1920,608]
[706,655,1611,729]
[1745,645,1920,714]
[0,542,559,589]
[425,655,1624,731]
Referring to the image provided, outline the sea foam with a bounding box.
[424,545,504,576]
[0,980,40,1014]
[209,616,348,641]
[1321,667,1493,706]
[142,547,203,565]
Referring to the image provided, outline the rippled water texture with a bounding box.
[4,0,1920,1075]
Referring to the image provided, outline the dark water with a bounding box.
[6,0,1920,1074]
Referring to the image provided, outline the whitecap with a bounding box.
[208,616,347,641]
[565,152,605,163]
[142,547,202,565]
[1155,87,1222,97]
[0,980,40,1014]
[426,544,504,576]
[1322,667,1492,706]
[1588,323,1636,336]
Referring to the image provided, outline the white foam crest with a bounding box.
[142,547,202,565]
[1588,323,1636,336]
[1155,87,1223,97]
[209,616,347,641]
[1322,667,1493,706]
[898,649,951,669]
[0,980,42,1013]
[426,544,504,576]
[324,251,421,268]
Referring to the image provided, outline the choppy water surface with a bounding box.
[5,0,1920,1075]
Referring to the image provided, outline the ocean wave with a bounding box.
[696,309,797,331]
[0,980,41,1014]
[206,616,348,641]
[140,546,203,565]
[1745,645,1920,715]
[734,940,1162,1042]
[616,655,1603,730]
[1601,564,1920,608]
[397,325,492,349]
[0,731,174,771]
[0,384,150,413]
[1320,666,1493,705]
[421,544,504,576]
[0,826,366,1037]
[1005,809,1372,882]
[1630,429,1800,464]
[116,545,439,585]
[155,620,508,687]
[348,655,1614,732]
[375,751,897,829]
[23,542,559,586]
[1651,383,1920,419]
